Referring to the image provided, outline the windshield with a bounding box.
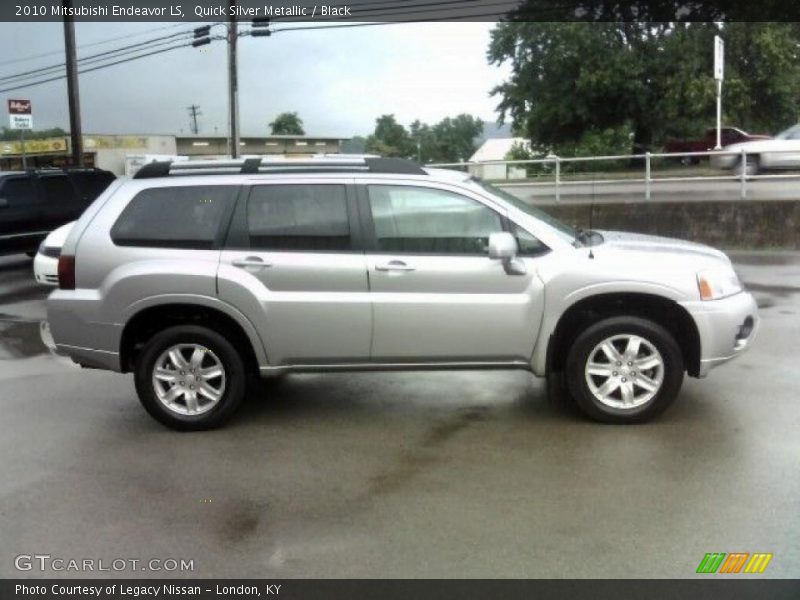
[472,178,578,239]
[775,124,800,140]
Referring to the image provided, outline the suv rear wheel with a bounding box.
[134,325,246,431]
[565,316,683,423]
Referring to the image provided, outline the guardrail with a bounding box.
[427,148,800,203]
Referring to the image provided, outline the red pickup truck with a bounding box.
[665,127,770,162]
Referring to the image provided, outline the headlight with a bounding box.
[697,267,742,300]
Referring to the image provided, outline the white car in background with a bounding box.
[712,124,800,175]
[33,221,74,286]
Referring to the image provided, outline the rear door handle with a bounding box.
[375,260,415,272]
[232,256,271,269]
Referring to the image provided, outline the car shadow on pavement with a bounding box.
[236,370,590,427]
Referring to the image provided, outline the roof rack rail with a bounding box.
[133,156,427,179]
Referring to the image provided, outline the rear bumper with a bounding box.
[680,291,759,377]
[47,289,123,371]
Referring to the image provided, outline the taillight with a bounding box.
[58,255,76,290]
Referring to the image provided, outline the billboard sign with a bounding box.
[714,36,724,81]
[8,99,32,130]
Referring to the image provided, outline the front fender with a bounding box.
[531,280,687,376]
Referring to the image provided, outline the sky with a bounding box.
[0,21,511,138]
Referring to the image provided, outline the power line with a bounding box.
[268,0,509,18]
[266,12,517,35]
[257,0,520,25]
[0,15,510,94]
[0,40,211,94]
[303,0,519,19]
[0,27,202,84]
[0,22,189,68]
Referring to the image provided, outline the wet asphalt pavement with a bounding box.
[0,252,798,578]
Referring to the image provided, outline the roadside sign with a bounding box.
[8,99,32,130]
[713,36,724,149]
[714,36,724,81]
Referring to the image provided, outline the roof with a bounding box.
[468,137,530,162]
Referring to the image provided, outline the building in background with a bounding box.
[0,133,176,174]
[0,133,349,175]
[176,135,347,158]
[467,137,531,180]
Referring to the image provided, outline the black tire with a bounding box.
[134,325,246,431]
[565,316,684,424]
[25,251,36,258]
[546,369,575,406]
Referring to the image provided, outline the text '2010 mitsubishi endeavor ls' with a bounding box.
[47,157,759,430]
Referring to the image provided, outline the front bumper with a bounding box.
[680,291,759,377]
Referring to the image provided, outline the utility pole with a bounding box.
[187,104,202,134]
[192,15,270,158]
[228,1,240,158]
[62,0,83,166]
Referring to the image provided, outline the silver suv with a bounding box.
[48,157,758,430]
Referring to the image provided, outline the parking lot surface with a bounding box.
[0,252,798,578]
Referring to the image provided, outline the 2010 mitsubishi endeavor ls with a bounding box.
[47,157,758,430]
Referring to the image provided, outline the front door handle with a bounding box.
[232,256,271,269]
[375,260,416,272]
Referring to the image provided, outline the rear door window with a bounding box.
[247,184,351,251]
[111,185,237,249]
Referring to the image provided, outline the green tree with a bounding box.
[430,114,483,163]
[366,114,483,162]
[268,112,305,136]
[0,127,67,141]
[722,23,800,134]
[488,21,800,154]
[365,114,414,158]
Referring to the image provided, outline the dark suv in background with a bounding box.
[0,168,116,256]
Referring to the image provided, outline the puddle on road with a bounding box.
[732,253,800,267]
[743,282,800,296]
[0,318,70,361]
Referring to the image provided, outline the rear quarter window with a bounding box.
[110,185,237,249]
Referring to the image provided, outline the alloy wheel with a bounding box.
[584,334,664,410]
[151,344,226,416]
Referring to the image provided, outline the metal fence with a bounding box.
[427,148,800,203]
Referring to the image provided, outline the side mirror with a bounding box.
[488,232,517,259]
[488,231,526,276]
[0,198,8,208]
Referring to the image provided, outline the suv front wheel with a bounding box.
[565,316,684,423]
[134,325,246,431]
